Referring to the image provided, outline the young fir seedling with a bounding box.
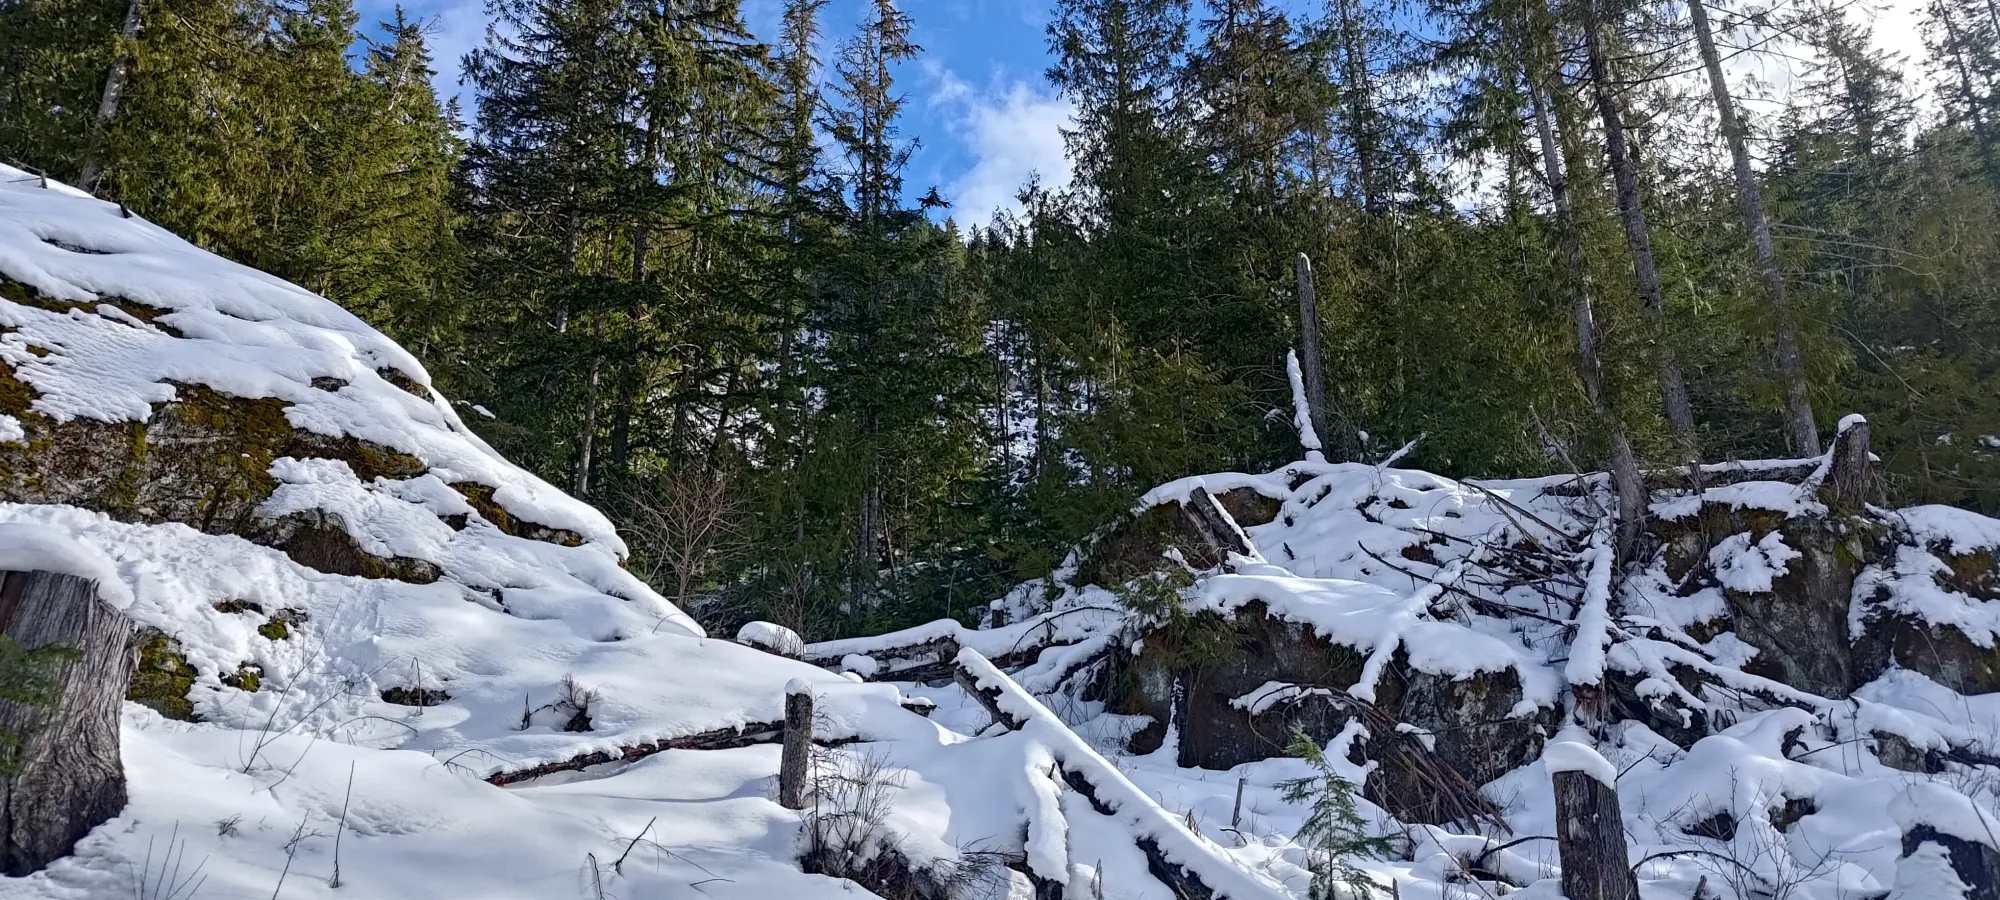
[1278,727,1392,899]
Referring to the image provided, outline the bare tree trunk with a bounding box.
[854,421,879,604]
[1531,81,1647,556]
[1583,17,1699,457]
[1552,769,1637,900]
[609,365,635,482]
[1295,253,1333,457]
[0,570,132,876]
[75,0,143,193]
[1688,0,1818,455]
[573,316,603,499]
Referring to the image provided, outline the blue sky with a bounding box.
[354,0,1941,227]
[358,0,1080,227]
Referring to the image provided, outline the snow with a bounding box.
[1284,350,1324,463]
[1652,479,1826,521]
[1899,504,2000,555]
[1890,782,2000,848]
[0,521,134,608]
[5,176,1999,900]
[1230,681,1335,717]
[1710,530,1802,593]
[1540,736,1617,788]
[956,648,1294,899]
[0,414,21,443]
[1888,842,1972,899]
[1852,542,2000,647]
[0,163,623,552]
[737,621,806,658]
[1565,531,1616,686]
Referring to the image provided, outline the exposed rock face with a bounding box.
[1660,503,1881,699]
[1117,602,1555,824]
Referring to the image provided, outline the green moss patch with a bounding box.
[222,663,263,692]
[381,686,450,707]
[128,631,200,721]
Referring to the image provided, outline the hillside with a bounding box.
[2,164,1999,900]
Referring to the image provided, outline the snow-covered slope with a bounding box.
[3,166,1282,900]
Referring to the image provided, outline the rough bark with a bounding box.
[1583,17,1699,455]
[780,687,813,810]
[1530,77,1646,557]
[1687,0,1819,455]
[0,570,132,876]
[75,0,143,193]
[1294,253,1332,456]
[1552,769,1637,900]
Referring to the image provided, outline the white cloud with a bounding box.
[929,67,1076,228]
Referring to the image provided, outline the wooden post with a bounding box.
[1231,775,1247,830]
[1552,769,1637,900]
[1294,253,1330,455]
[779,682,813,810]
[0,570,133,876]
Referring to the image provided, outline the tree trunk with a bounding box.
[75,0,143,193]
[1531,75,1647,556]
[779,686,812,810]
[1552,769,1637,900]
[1687,0,1818,455]
[1583,18,1699,456]
[572,307,605,499]
[1295,253,1334,458]
[0,570,132,876]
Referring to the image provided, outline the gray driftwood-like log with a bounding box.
[779,685,813,810]
[1552,769,1637,900]
[0,569,133,876]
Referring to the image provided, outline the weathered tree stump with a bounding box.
[1820,416,1872,510]
[1,569,133,875]
[779,681,813,810]
[1551,768,1637,900]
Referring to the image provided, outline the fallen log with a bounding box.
[484,722,784,786]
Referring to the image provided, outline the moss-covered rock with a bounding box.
[1853,612,2000,695]
[450,481,583,547]
[258,512,441,584]
[1116,601,1555,824]
[381,686,450,707]
[222,663,263,692]
[127,630,199,721]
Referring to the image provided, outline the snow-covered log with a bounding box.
[955,648,1292,900]
[0,559,132,875]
